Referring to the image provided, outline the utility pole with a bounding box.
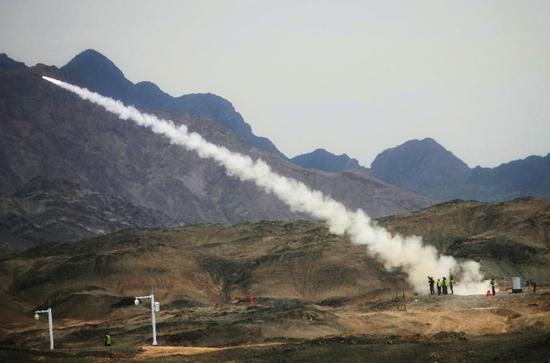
[134,294,160,345]
[34,308,54,350]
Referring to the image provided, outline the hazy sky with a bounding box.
[1,0,549,167]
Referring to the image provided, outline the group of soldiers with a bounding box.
[428,276,455,295]
[428,276,497,296]
[428,277,537,296]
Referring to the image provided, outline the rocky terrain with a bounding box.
[1,294,548,362]
[379,197,550,280]
[0,177,165,249]
[0,198,548,361]
[0,51,430,250]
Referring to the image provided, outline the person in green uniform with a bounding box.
[104,333,112,347]
[490,278,496,296]
[436,279,442,295]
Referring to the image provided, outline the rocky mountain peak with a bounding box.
[372,138,470,179]
[0,53,26,72]
[64,49,123,79]
[370,138,471,201]
[291,148,369,175]
[61,49,133,99]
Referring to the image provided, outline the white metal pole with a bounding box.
[34,308,54,350]
[135,295,159,346]
[150,295,158,346]
[47,308,54,350]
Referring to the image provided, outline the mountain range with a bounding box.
[371,138,550,201]
[293,138,550,202]
[62,49,288,160]
[0,50,429,247]
[1,48,548,248]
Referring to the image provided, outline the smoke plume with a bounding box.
[42,76,489,295]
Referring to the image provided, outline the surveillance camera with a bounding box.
[134,299,140,305]
[34,314,40,320]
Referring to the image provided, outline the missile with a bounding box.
[31,72,54,81]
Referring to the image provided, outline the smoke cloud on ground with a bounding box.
[42,76,490,295]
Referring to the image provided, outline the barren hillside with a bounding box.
[0,198,549,361]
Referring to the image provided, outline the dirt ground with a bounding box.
[1,291,549,362]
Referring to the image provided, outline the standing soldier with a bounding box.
[442,277,448,295]
[450,276,455,295]
[490,278,496,296]
[104,333,112,347]
[428,276,435,295]
[437,278,442,295]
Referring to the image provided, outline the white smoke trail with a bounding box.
[42,76,489,295]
